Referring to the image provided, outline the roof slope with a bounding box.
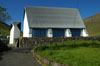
[24,7,85,28]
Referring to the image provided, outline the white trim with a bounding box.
[47,29,53,37]
[65,29,72,37]
[23,12,30,37]
[81,29,88,37]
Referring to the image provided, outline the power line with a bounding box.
[73,0,79,27]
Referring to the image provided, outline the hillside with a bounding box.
[0,21,10,36]
[84,13,100,36]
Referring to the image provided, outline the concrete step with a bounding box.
[11,48,32,53]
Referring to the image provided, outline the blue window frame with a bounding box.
[53,29,65,37]
[70,29,82,37]
[32,28,47,37]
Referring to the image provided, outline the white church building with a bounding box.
[23,7,88,37]
[9,6,89,44]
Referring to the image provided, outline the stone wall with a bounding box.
[33,52,68,66]
[19,37,100,48]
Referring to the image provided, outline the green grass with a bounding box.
[0,21,10,35]
[36,41,100,66]
[85,21,100,36]
[84,13,100,36]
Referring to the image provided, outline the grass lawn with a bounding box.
[36,41,100,66]
[0,22,10,35]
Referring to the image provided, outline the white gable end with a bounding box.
[23,12,30,37]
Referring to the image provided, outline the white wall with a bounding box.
[29,34,32,37]
[65,29,72,37]
[23,12,30,37]
[47,29,53,37]
[81,29,88,37]
[9,22,20,44]
[9,26,14,44]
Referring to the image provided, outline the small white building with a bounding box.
[9,22,20,44]
[23,7,88,37]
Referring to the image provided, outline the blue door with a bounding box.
[32,29,47,37]
[70,29,81,37]
[53,29,65,37]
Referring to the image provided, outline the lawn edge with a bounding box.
[31,49,69,66]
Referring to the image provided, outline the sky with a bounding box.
[0,0,100,31]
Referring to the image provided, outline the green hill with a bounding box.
[0,21,10,36]
[84,13,100,36]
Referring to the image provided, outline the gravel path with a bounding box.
[0,48,42,66]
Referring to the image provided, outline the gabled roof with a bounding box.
[24,6,85,28]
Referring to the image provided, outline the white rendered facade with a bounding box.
[47,29,53,37]
[23,12,30,37]
[9,22,20,44]
[23,7,88,37]
[23,11,88,37]
[81,29,88,37]
[65,29,72,37]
